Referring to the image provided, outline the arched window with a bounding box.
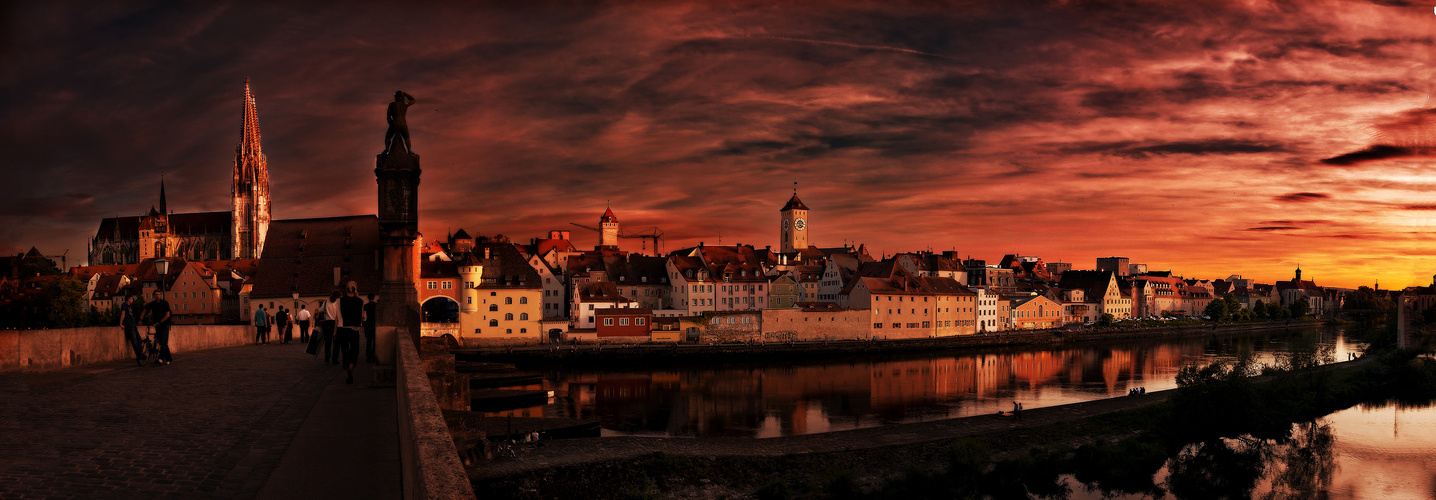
[519,297,528,304]
[520,328,527,333]
[489,304,498,311]
[519,313,529,320]
[488,319,498,327]
[504,297,513,304]
[504,313,514,320]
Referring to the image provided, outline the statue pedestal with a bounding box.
[376,150,421,350]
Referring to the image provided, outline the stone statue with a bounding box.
[384,90,416,154]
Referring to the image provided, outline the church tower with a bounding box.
[779,184,809,254]
[232,79,271,259]
[599,207,620,249]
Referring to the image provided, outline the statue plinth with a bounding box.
[376,150,422,351]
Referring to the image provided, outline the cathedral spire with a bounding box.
[233,79,271,260]
[239,79,263,165]
[159,176,167,215]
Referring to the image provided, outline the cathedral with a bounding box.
[88,81,272,265]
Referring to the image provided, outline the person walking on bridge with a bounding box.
[254,305,269,345]
[144,290,173,365]
[323,291,341,364]
[296,304,311,343]
[276,306,291,345]
[363,293,377,363]
[337,283,365,384]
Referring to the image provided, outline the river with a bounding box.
[493,325,1368,438]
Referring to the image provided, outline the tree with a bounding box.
[1204,299,1229,322]
[1222,293,1241,312]
[1290,297,1311,319]
[42,275,88,328]
[1253,300,1267,319]
[1099,313,1115,326]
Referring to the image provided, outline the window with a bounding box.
[505,297,513,304]
[520,313,528,320]
[636,318,645,326]
[489,304,498,311]
[922,321,931,328]
[892,323,900,329]
[619,318,630,326]
[874,323,883,328]
[489,320,498,327]
[442,281,452,290]
[504,313,514,320]
[520,328,527,333]
[519,297,528,304]
[467,297,473,305]
[604,318,614,326]
[490,292,497,296]
[427,281,437,290]
[506,329,513,333]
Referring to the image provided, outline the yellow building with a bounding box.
[458,240,543,345]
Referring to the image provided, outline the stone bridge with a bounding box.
[0,327,473,499]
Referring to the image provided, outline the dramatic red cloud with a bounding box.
[2,0,1433,288]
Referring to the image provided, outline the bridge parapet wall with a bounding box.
[0,325,252,372]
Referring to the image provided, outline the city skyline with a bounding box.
[3,1,1433,289]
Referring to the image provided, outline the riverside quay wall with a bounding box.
[458,320,1324,362]
[0,325,253,372]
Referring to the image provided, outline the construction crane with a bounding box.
[569,223,665,256]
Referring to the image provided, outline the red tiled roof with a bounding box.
[780,194,809,211]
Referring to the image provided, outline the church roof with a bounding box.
[780,194,809,211]
[94,211,232,241]
[601,207,618,223]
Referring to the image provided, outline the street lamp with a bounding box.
[154,258,170,294]
[292,290,300,313]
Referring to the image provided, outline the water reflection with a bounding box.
[510,326,1363,438]
[1063,401,1436,500]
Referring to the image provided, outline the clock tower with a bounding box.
[779,184,809,254]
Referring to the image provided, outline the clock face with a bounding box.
[794,218,806,231]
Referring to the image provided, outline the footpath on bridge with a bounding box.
[0,340,400,499]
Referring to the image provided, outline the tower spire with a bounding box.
[233,79,271,260]
[159,176,167,215]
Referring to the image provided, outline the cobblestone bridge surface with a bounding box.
[0,342,398,499]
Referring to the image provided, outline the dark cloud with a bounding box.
[1247,226,1300,231]
[1319,145,1412,165]
[1275,192,1330,202]
[1404,204,1436,210]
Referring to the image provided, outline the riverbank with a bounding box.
[473,349,1435,499]
[456,319,1323,363]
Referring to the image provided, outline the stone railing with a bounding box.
[395,336,475,499]
[0,325,253,372]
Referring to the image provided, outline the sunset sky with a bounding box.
[3,1,1434,288]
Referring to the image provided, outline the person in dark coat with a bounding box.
[337,283,365,384]
[363,293,378,363]
[144,290,173,365]
[276,306,291,344]
[120,295,142,362]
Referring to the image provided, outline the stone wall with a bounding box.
[761,309,870,341]
[0,325,253,372]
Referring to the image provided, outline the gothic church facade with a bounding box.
[88,81,272,265]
